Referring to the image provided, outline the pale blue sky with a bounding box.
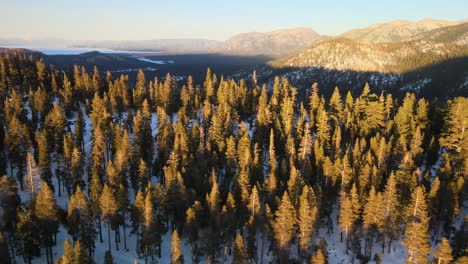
[1,0,466,40]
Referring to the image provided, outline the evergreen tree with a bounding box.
[6,116,31,189]
[89,171,103,242]
[73,240,90,264]
[440,97,468,175]
[25,152,41,199]
[171,229,184,264]
[298,186,317,259]
[433,237,453,264]
[362,187,384,258]
[233,233,248,264]
[67,186,95,257]
[59,239,74,264]
[35,130,52,186]
[267,129,278,200]
[100,184,118,253]
[35,182,59,264]
[338,184,360,254]
[382,172,398,253]
[273,192,296,263]
[16,207,40,264]
[310,248,326,264]
[403,186,430,264]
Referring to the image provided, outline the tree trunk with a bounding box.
[123,212,128,250]
[45,245,50,264]
[387,236,393,254]
[57,172,61,197]
[115,229,119,251]
[368,233,374,259]
[107,223,112,253]
[345,229,349,254]
[136,225,140,256]
[381,237,385,254]
[98,217,103,243]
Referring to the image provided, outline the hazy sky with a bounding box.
[1,0,467,41]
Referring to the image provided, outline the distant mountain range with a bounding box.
[64,28,320,57]
[2,18,467,98]
[1,18,465,58]
[241,20,468,98]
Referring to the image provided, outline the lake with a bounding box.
[0,45,160,55]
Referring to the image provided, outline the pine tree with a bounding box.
[6,116,31,189]
[100,184,118,253]
[233,233,248,264]
[35,130,52,186]
[362,187,384,258]
[267,129,278,199]
[440,97,468,175]
[310,248,326,264]
[440,97,468,154]
[185,202,202,263]
[248,185,261,218]
[73,240,90,264]
[382,172,398,253]
[89,171,103,242]
[206,170,220,215]
[171,229,184,264]
[25,152,41,199]
[339,184,360,254]
[403,186,430,264]
[61,239,74,264]
[35,182,59,264]
[133,69,146,108]
[46,102,66,161]
[298,186,317,259]
[433,237,453,264]
[141,191,162,261]
[287,163,303,208]
[16,207,40,264]
[329,86,343,126]
[316,104,330,151]
[273,192,296,263]
[75,110,85,150]
[67,186,95,257]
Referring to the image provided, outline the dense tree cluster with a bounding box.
[0,50,466,264]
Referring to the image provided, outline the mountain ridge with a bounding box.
[339,18,462,43]
[2,18,465,57]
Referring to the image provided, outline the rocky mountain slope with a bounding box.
[407,22,468,45]
[270,38,467,73]
[234,30,468,98]
[220,27,320,57]
[339,18,460,43]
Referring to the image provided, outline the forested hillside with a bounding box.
[0,50,466,264]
